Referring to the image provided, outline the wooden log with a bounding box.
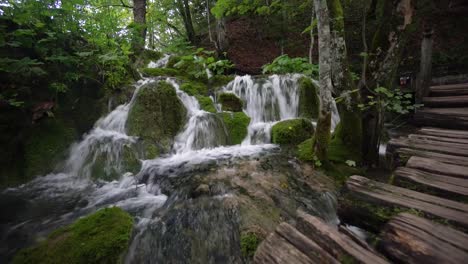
[388,137,468,157]
[418,127,468,139]
[395,148,468,167]
[394,167,468,198]
[406,156,468,179]
[346,176,468,228]
[338,225,376,253]
[253,230,316,264]
[296,211,389,264]
[422,95,468,107]
[275,223,338,264]
[407,136,468,151]
[408,134,468,145]
[414,108,468,129]
[380,213,468,264]
[430,83,468,96]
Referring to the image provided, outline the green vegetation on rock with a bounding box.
[298,77,319,119]
[180,81,208,96]
[329,114,362,164]
[240,232,261,259]
[126,81,187,155]
[196,96,217,113]
[297,137,315,161]
[218,93,243,112]
[24,117,77,178]
[13,207,133,264]
[271,119,314,145]
[219,112,250,145]
[141,67,180,77]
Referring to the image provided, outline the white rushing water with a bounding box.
[147,54,170,68]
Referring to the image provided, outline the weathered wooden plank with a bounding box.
[430,83,468,96]
[419,127,468,139]
[394,167,468,197]
[407,136,468,151]
[406,156,468,179]
[422,95,468,107]
[395,148,468,167]
[254,230,315,264]
[414,108,468,129]
[338,225,376,253]
[380,213,468,264]
[275,223,338,264]
[296,211,389,264]
[408,134,468,145]
[388,137,468,157]
[346,176,468,228]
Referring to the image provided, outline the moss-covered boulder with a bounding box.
[210,75,235,88]
[141,67,180,78]
[329,118,362,164]
[218,93,243,112]
[219,112,250,145]
[13,207,133,264]
[298,77,319,119]
[24,117,78,178]
[180,81,208,96]
[271,119,314,145]
[196,96,216,113]
[126,81,187,157]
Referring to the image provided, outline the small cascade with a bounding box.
[147,54,170,68]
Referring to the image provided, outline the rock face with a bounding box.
[126,81,187,157]
[271,118,314,145]
[13,207,133,264]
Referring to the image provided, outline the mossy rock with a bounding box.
[13,207,134,264]
[297,137,315,161]
[180,81,208,96]
[166,55,181,68]
[89,145,141,181]
[240,232,261,259]
[126,81,187,154]
[298,77,319,119]
[24,117,78,178]
[218,93,243,112]
[141,67,180,78]
[196,96,216,113]
[219,112,250,145]
[210,75,235,88]
[135,49,163,68]
[329,120,362,164]
[271,119,314,145]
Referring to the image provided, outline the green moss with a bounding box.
[298,77,319,119]
[180,81,208,96]
[141,67,180,77]
[321,162,364,185]
[329,106,363,164]
[218,93,243,112]
[297,137,314,161]
[210,75,235,88]
[13,207,133,264]
[240,232,261,259]
[166,55,181,68]
[196,96,216,113]
[24,117,77,178]
[271,119,314,145]
[126,81,187,153]
[219,112,250,145]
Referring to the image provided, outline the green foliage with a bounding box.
[262,55,318,77]
[13,207,133,264]
[212,0,284,19]
[142,67,181,77]
[218,93,243,112]
[174,48,234,80]
[196,96,217,113]
[240,232,261,258]
[358,87,422,115]
[271,119,314,145]
[219,112,250,145]
[180,81,209,96]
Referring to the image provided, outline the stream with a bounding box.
[0,59,341,263]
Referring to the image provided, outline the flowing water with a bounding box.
[0,62,339,262]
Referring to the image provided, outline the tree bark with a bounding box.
[132,0,147,53]
[312,0,334,161]
[415,23,434,104]
[309,3,316,64]
[177,0,196,43]
[216,17,228,55]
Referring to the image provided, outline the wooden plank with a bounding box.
[408,134,468,145]
[380,213,468,264]
[419,127,468,139]
[254,231,316,264]
[406,156,468,179]
[430,83,468,96]
[346,176,468,228]
[414,108,468,129]
[394,167,468,197]
[388,137,468,157]
[407,136,468,151]
[395,148,468,167]
[422,95,468,107]
[275,223,338,264]
[296,211,389,264]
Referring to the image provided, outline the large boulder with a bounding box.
[13,207,133,264]
[218,93,243,112]
[126,81,187,157]
[271,118,314,145]
[298,77,319,119]
[219,112,250,145]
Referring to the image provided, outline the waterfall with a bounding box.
[147,54,170,68]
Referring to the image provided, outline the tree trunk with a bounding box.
[177,0,196,43]
[415,23,434,104]
[312,0,334,161]
[216,18,228,54]
[309,3,316,64]
[132,0,147,53]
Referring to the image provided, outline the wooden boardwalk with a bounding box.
[254,82,468,263]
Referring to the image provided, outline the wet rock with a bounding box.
[193,184,211,198]
[218,93,243,112]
